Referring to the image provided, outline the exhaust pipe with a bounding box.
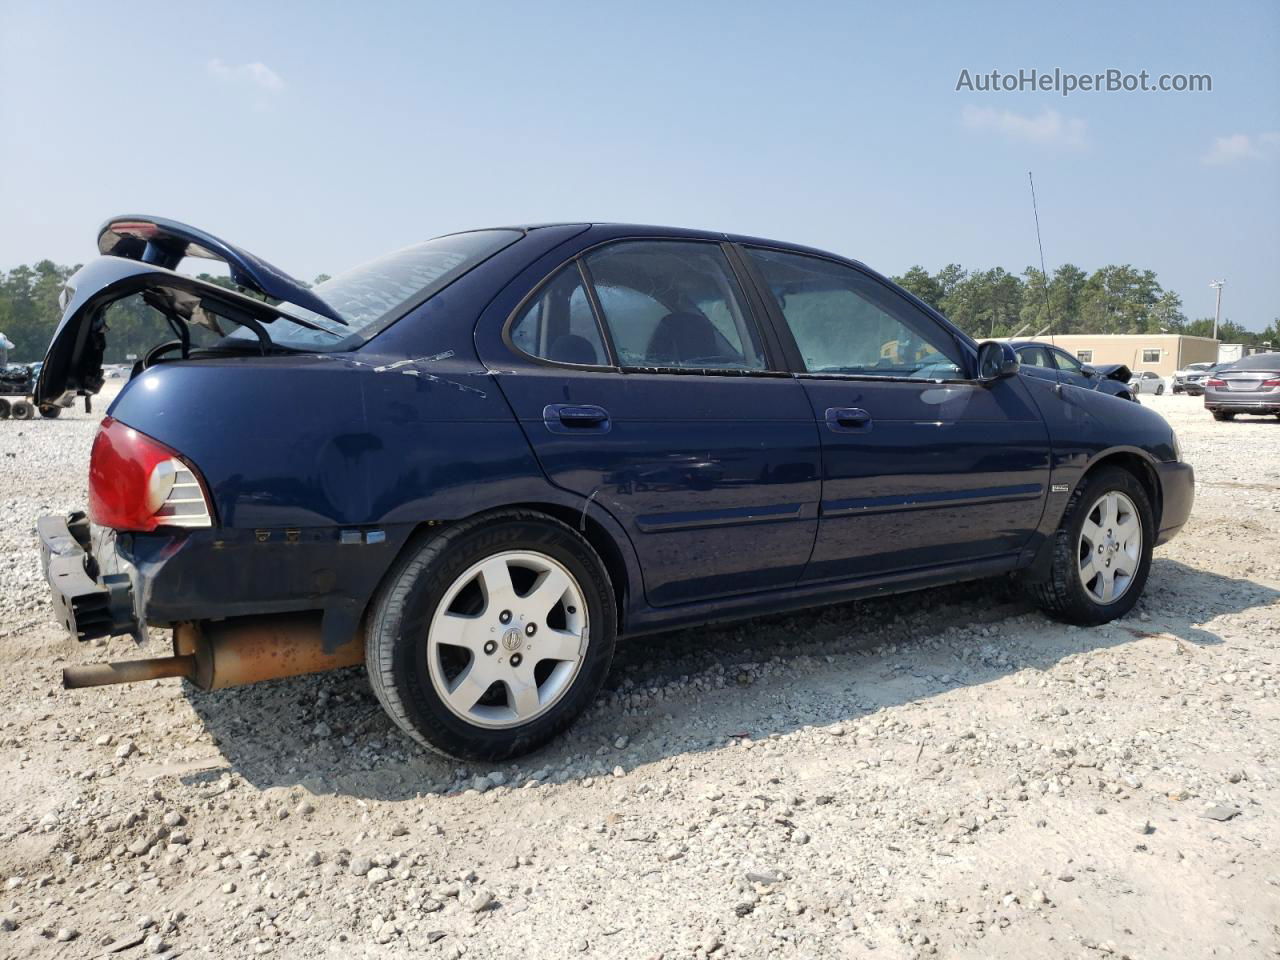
[63,613,364,691]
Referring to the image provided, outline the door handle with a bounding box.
[543,403,611,434]
[825,407,872,432]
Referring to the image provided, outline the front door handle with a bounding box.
[543,403,611,434]
[825,407,872,432]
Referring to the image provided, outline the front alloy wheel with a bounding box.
[1028,466,1154,626]
[1077,491,1142,604]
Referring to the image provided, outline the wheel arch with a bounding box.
[360,502,639,638]
[1080,449,1163,528]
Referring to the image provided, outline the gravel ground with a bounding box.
[1,390,1277,959]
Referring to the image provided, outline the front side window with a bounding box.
[583,241,767,371]
[1052,348,1084,373]
[1142,348,1161,363]
[746,248,964,379]
[509,263,608,366]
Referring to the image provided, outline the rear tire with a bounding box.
[38,403,61,419]
[365,511,617,761]
[10,399,33,420]
[1027,466,1154,627]
[1156,384,1165,395]
[0,399,9,419]
[1212,411,1235,421]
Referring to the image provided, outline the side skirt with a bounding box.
[620,554,1022,638]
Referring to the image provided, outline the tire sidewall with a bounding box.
[1058,468,1155,624]
[381,517,615,758]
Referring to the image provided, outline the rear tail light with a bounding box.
[88,417,213,531]
[1206,378,1227,387]
[1262,378,1280,388]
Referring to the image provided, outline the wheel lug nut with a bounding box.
[525,622,537,637]
[483,640,497,655]
[510,653,523,668]
[567,605,577,615]
[499,610,512,624]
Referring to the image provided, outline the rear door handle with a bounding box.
[543,403,611,434]
[825,407,872,432]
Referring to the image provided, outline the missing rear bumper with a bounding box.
[38,512,139,641]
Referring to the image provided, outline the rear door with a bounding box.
[487,238,822,606]
[737,246,1051,582]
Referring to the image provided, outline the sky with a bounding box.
[1,0,1277,329]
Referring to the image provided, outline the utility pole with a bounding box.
[1210,279,1226,340]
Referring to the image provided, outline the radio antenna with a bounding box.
[1028,171,1055,349]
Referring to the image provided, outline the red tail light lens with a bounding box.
[1205,378,1227,387]
[88,417,213,531]
[1262,378,1280,388]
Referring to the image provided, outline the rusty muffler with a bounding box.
[63,613,364,690]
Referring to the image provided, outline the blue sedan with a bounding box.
[36,217,1194,759]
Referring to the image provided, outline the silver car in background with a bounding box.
[1204,353,1280,421]
[1129,371,1167,395]
[1174,361,1216,395]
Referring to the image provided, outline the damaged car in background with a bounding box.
[38,216,1194,760]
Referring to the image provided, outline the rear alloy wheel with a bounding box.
[1155,384,1165,395]
[38,403,61,419]
[1212,411,1235,422]
[10,399,34,420]
[1028,466,1154,626]
[365,512,616,760]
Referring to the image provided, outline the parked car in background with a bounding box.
[36,216,1195,760]
[1129,371,1167,396]
[1007,340,1136,401]
[1204,353,1280,421]
[1174,361,1216,395]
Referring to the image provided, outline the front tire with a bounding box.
[38,403,61,418]
[1027,467,1154,626]
[365,511,617,761]
[1155,384,1165,395]
[1212,410,1235,421]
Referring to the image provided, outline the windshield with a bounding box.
[224,229,522,350]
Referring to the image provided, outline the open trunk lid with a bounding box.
[36,257,340,405]
[37,216,344,405]
[97,216,341,323]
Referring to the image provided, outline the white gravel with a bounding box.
[1,391,1277,958]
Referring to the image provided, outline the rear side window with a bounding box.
[509,264,609,366]
[746,248,964,379]
[1018,345,1054,369]
[584,241,767,371]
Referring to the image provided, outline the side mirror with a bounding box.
[1081,364,1098,377]
[976,341,1019,382]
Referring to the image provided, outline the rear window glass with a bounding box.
[1225,353,1280,370]
[246,229,522,349]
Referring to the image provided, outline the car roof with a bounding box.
[1223,353,1280,370]
[478,222,877,270]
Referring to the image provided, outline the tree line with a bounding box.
[1,258,1276,365]
[890,262,1278,346]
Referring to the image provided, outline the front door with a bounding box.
[739,246,1051,583]
[492,239,821,606]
